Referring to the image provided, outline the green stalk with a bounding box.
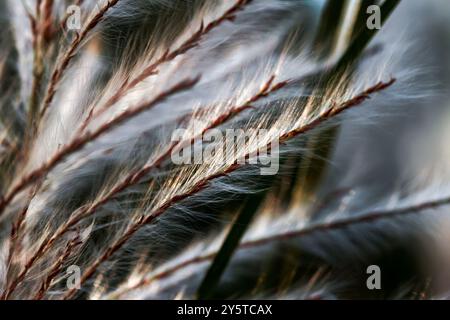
[196,0,402,299]
[197,1,350,298]
[197,193,265,299]
[296,0,400,202]
[333,0,401,75]
[288,0,351,203]
[351,0,381,42]
[313,0,349,60]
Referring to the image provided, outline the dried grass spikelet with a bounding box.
[0,0,445,300]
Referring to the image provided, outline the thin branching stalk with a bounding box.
[33,235,82,300]
[197,77,397,297]
[63,163,241,299]
[0,77,197,219]
[5,205,29,278]
[60,0,85,31]
[297,0,401,202]
[80,0,252,131]
[3,188,40,285]
[114,167,448,299]
[39,0,121,120]
[27,0,46,139]
[4,75,286,298]
[41,0,55,43]
[63,78,396,299]
[113,253,216,299]
[0,0,435,301]
[0,76,198,299]
[0,0,253,216]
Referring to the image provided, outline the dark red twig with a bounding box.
[64,78,396,299]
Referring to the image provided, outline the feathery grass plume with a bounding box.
[0,0,448,300]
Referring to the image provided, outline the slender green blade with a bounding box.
[297,0,401,201]
[351,0,381,42]
[334,0,401,73]
[197,193,264,299]
[313,0,349,60]
[196,0,402,300]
